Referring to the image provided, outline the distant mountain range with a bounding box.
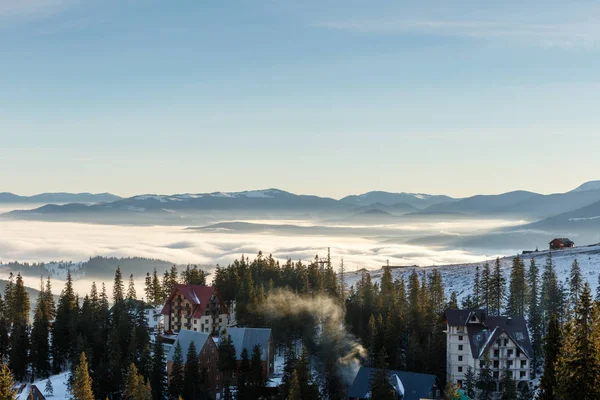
[0,192,121,204]
[3,182,600,231]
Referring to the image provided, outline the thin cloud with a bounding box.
[319,18,600,49]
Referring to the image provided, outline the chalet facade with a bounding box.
[161,284,229,334]
[348,367,442,400]
[445,309,532,393]
[166,330,222,394]
[549,238,575,250]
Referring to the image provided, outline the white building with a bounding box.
[444,309,532,393]
[144,305,164,332]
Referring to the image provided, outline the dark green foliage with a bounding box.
[499,367,517,400]
[181,265,209,286]
[537,315,561,400]
[183,342,201,400]
[463,367,476,399]
[217,329,237,386]
[526,258,542,378]
[369,350,395,400]
[0,364,17,400]
[53,271,78,372]
[507,255,526,317]
[168,342,184,400]
[151,335,168,400]
[569,259,583,316]
[476,355,494,400]
[250,344,266,397]
[489,258,506,316]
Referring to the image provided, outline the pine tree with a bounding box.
[541,252,561,332]
[125,363,152,400]
[481,263,491,314]
[537,315,561,400]
[489,258,506,316]
[507,255,526,317]
[280,345,298,399]
[288,370,301,400]
[526,258,542,378]
[114,266,125,303]
[128,274,137,301]
[0,364,16,400]
[366,314,378,367]
[53,270,78,372]
[473,265,481,307]
[463,367,476,399]
[168,342,184,400]
[31,279,52,380]
[72,353,94,400]
[476,354,494,400]
[237,348,251,400]
[569,259,583,316]
[499,367,516,400]
[296,347,318,399]
[555,283,600,399]
[152,269,162,305]
[217,330,237,386]
[145,273,154,304]
[9,274,30,382]
[183,342,201,400]
[250,344,265,397]
[151,335,168,400]
[369,350,395,400]
[447,292,459,310]
[45,379,54,397]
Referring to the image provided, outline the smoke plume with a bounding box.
[262,290,367,387]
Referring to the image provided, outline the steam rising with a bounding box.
[263,290,367,386]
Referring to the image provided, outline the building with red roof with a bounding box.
[161,284,229,334]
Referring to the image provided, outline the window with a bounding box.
[458,345,463,351]
[493,372,499,378]
[201,324,204,331]
[458,356,463,362]
[493,361,499,368]
[507,349,513,357]
[508,360,513,367]
[494,350,499,358]
[504,339,509,346]
[194,328,197,331]
[521,360,527,368]
[515,332,524,340]
[458,367,463,372]
[520,371,526,378]
[479,360,485,368]
[458,335,463,341]
[457,380,462,387]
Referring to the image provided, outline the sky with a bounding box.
[1,0,600,199]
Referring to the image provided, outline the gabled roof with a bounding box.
[467,316,533,359]
[444,309,486,326]
[225,328,272,361]
[166,329,212,363]
[161,284,223,318]
[348,367,438,400]
[549,238,574,245]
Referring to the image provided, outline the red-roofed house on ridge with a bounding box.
[161,284,229,334]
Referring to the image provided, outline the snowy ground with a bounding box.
[32,372,71,399]
[344,244,600,303]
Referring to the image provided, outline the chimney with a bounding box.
[507,317,512,325]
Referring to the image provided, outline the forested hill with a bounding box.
[0,256,191,280]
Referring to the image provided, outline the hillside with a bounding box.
[0,192,120,204]
[340,191,454,209]
[345,244,600,303]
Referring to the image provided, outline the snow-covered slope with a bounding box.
[345,244,600,303]
[571,180,600,193]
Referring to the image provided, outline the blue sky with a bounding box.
[1,0,599,198]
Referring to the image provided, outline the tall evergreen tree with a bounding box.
[499,367,516,400]
[8,274,30,381]
[127,274,137,301]
[473,265,481,308]
[250,345,266,398]
[72,353,94,400]
[481,263,491,314]
[476,354,494,400]
[217,330,237,386]
[507,255,526,317]
[114,266,125,303]
[463,367,476,399]
[53,271,78,372]
[30,288,51,380]
[526,258,542,377]
[569,259,583,316]
[45,378,54,397]
[151,335,168,400]
[540,252,561,333]
[489,258,506,316]
[537,314,561,400]
[124,363,152,400]
[288,370,301,400]
[555,283,600,399]
[168,343,184,400]
[369,350,394,400]
[183,342,201,400]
